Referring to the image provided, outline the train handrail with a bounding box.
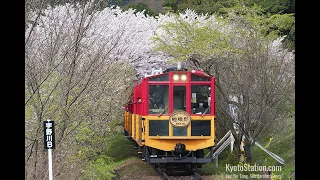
[205,130,235,158]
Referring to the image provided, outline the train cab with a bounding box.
[123,65,216,166]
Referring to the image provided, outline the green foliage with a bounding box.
[125,2,157,16]
[106,0,295,50]
[201,118,294,179]
[174,0,294,16]
[110,0,131,7]
[113,157,159,178]
[200,150,239,175]
[105,133,138,161]
[152,16,233,63]
[264,14,295,34]
[72,121,116,163]
[220,2,295,50]
[176,0,238,15]
[153,2,292,62]
[265,13,295,51]
[248,0,295,14]
[153,5,260,62]
[79,132,138,179]
[83,155,116,180]
[253,118,295,179]
[74,122,95,144]
[170,0,295,51]
[162,0,178,12]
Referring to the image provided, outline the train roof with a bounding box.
[135,63,212,86]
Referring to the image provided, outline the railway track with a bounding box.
[156,167,170,180]
[155,166,203,180]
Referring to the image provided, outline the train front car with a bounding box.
[124,66,216,169]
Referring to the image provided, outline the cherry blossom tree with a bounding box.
[151,7,295,163]
[25,2,158,179]
[26,2,205,179]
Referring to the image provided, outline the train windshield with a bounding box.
[173,86,186,111]
[149,85,169,114]
[191,85,211,114]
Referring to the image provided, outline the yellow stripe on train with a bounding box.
[123,112,215,151]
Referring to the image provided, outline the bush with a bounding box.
[83,155,115,180]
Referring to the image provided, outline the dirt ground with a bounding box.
[113,158,225,180]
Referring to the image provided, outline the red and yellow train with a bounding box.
[123,65,216,168]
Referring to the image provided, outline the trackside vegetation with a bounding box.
[199,117,295,179]
[83,134,158,179]
[81,117,294,179]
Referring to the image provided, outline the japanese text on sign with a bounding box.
[43,120,55,149]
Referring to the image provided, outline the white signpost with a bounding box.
[44,119,55,180]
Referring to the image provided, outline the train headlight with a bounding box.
[173,74,179,81]
[181,74,187,81]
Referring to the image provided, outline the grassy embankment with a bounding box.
[199,117,295,179]
[103,117,294,179]
[105,134,158,179]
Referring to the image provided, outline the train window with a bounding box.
[149,74,169,81]
[149,85,169,114]
[173,86,186,111]
[149,120,169,136]
[191,85,211,114]
[191,120,211,136]
[173,127,187,136]
[191,74,211,81]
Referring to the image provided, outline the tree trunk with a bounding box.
[235,133,242,160]
[244,139,255,163]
